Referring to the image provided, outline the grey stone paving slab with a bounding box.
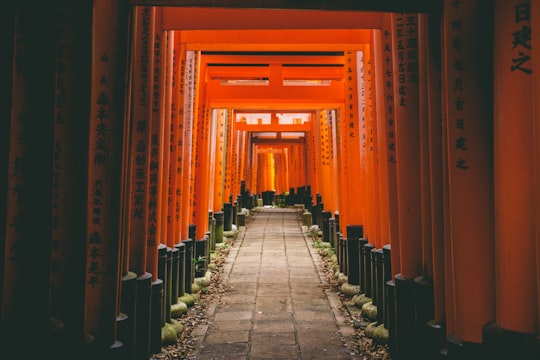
[190,208,352,359]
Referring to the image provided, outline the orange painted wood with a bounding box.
[358,49,369,239]
[373,28,392,253]
[378,14,400,275]
[391,13,422,279]
[187,51,202,237]
[365,42,382,248]
[212,109,227,211]
[494,0,536,334]
[85,0,129,344]
[443,1,496,342]
[336,106,349,233]
[128,5,155,276]
[223,109,234,203]
[159,31,174,248]
[193,67,212,240]
[417,16,433,280]
[173,43,190,245]
[165,33,182,247]
[317,110,335,213]
[533,0,540,334]
[420,13,445,323]
[343,50,364,228]
[147,7,163,279]
[180,49,196,240]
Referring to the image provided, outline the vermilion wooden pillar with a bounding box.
[417,16,433,282]
[442,0,495,350]
[147,7,163,279]
[180,50,196,240]
[365,42,382,248]
[223,109,234,202]
[306,129,318,206]
[212,109,226,211]
[173,42,187,247]
[379,14,401,280]
[343,50,364,229]
[423,12,446,333]
[533,0,540,339]
[85,0,129,350]
[357,50,368,234]
[391,13,423,281]
[373,27,392,260]
[193,72,211,240]
[165,34,181,248]
[317,110,335,213]
[159,31,173,249]
[391,13,423,358]
[129,5,155,277]
[493,0,536,335]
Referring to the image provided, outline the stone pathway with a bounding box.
[190,208,353,360]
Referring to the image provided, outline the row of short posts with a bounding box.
[338,224,444,360]
[331,225,397,357]
[119,224,199,359]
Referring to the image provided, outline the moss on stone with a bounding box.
[170,301,188,317]
[341,282,361,297]
[161,323,177,345]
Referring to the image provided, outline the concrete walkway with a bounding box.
[190,207,354,360]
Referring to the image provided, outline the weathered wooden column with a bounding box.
[147,15,164,354]
[159,30,173,263]
[421,12,446,357]
[85,0,130,355]
[442,1,496,359]
[533,0,540,348]
[373,21,399,352]
[129,6,158,359]
[213,110,227,213]
[484,1,538,358]
[165,34,181,249]
[391,13,423,359]
[348,50,365,229]
[180,50,197,240]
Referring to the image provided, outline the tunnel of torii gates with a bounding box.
[1,1,540,359]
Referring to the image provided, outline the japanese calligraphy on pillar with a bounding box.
[166,35,179,246]
[148,8,161,250]
[129,6,153,271]
[181,49,195,238]
[382,24,397,163]
[446,3,470,170]
[214,109,226,209]
[223,110,233,200]
[318,110,331,167]
[510,1,531,74]
[345,51,360,143]
[86,6,124,291]
[394,14,419,109]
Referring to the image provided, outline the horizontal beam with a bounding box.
[130,0,442,14]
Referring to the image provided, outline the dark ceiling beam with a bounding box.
[129,0,442,14]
